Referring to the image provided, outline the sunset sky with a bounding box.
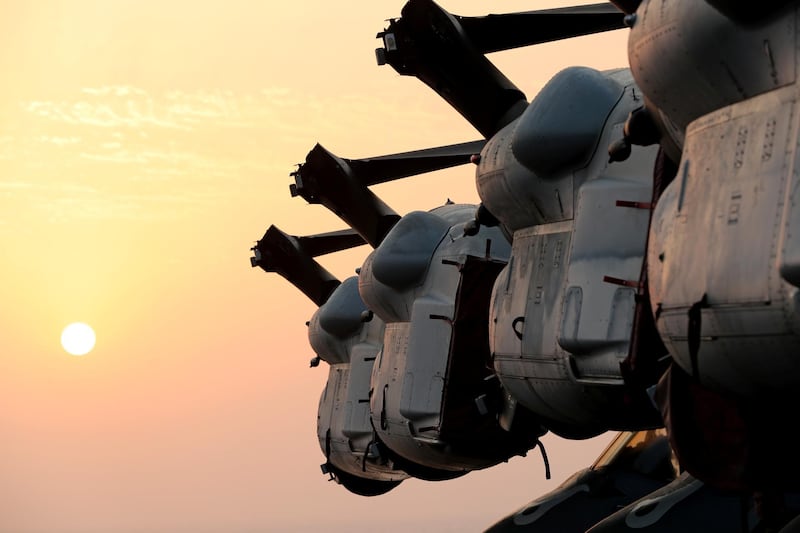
[0,2,630,531]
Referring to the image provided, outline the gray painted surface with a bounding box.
[310,277,408,484]
[484,67,660,436]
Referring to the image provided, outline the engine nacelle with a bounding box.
[479,67,663,438]
[648,83,800,399]
[477,66,625,232]
[625,0,800,400]
[628,0,800,491]
[626,0,796,160]
[311,277,408,494]
[359,204,544,476]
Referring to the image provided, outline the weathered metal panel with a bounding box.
[649,85,800,397]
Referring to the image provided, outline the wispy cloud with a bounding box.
[1,83,464,228]
[1,85,293,225]
[36,135,82,146]
[81,85,148,97]
[22,98,190,130]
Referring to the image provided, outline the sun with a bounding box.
[61,322,96,356]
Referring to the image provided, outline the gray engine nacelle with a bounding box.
[622,0,800,400]
[359,204,544,477]
[477,67,627,232]
[626,0,796,161]
[478,67,663,438]
[311,277,408,495]
[647,60,800,400]
[614,0,800,493]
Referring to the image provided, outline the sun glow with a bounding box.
[61,322,96,356]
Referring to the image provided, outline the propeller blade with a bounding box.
[458,4,626,54]
[251,225,364,306]
[296,229,366,257]
[377,0,528,138]
[347,139,485,186]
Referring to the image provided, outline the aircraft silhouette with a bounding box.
[252,0,800,530]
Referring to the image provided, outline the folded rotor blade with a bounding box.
[459,4,626,54]
[296,228,366,257]
[376,1,625,137]
[251,225,365,306]
[377,0,528,138]
[347,139,485,186]
[290,144,401,248]
[290,140,482,247]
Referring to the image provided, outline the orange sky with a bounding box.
[0,2,630,531]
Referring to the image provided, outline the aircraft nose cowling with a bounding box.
[510,66,621,177]
[317,277,369,339]
[371,210,450,289]
[309,277,378,365]
[359,210,450,323]
[476,66,624,233]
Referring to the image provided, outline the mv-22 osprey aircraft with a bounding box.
[251,1,800,531]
